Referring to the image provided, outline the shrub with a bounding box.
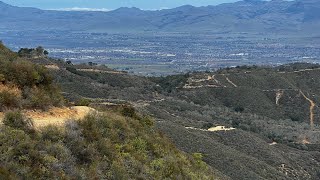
[0,166,14,180]
[75,98,91,106]
[139,116,154,127]
[3,111,34,132]
[289,115,302,122]
[66,66,77,73]
[22,85,64,110]
[27,87,52,109]
[202,122,214,129]
[0,74,5,82]
[41,125,64,142]
[0,111,214,179]
[234,106,245,113]
[0,84,22,110]
[0,47,63,111]
[121,106,136,118]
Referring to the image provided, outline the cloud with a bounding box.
[50,7,111,12]
[143,7,170,11]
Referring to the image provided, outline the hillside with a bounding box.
[0,43,64,111]
[0,43,217,179]
[146,65,320,179]
[1,0,320,34]
[3,43,320,179]
[35,52,320,179]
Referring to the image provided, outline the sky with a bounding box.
[1,0,239,11]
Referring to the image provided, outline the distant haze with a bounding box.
[1,0,239,10]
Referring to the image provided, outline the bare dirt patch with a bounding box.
[0,106,95,128]
[45,64,60,70]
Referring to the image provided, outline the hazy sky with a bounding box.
[2,0,239,10]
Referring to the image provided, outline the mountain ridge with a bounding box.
[1,0,320,34]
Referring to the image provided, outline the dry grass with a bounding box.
[0,84,22,97]
[0,106,95,128]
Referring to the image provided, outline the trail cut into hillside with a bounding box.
[77,68,126,74]
[0,106,95,128]
[211,75,219,84]
[186,126,236,132]
[278,68,320,74]
[276,90,284,105]
[44,64,60,70]
[224,75,238,87]
[299,90,316,129]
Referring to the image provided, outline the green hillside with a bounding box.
[0,43,216,179]
[48,56,320,179]
[3,43,320,179]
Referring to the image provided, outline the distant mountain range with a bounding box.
[1,0,320,34]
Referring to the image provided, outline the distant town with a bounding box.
[2,31,320,76]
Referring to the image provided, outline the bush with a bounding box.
[0,46,63,110]
[0,74,5,82]
[3,111,34,132]
[41,125,64,142]
[121,106,137,118]
[0,84,22,110]
[75,98,91,106]
[0,111,214,179]
[234,106,245,113]
[21,85,63,110]
[202,122,214,129]
[66,66,77,73]
[26,87,52,109]
[0,166,14,180]
[192,153,208,170]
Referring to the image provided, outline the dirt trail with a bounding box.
[212,75,226,87]
[278,68,320,74]
[276,90,284,105]
[211,75,220,84]
[45,64,60,70]
[299,90,316,129]
[77,68,126,74]
[0,106,95,128]
[186,126,236,132]
[183,75,224,89]
[224,75,238,87]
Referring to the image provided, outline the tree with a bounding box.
[44,50,49,56]
[35,46,44,56]
[18,48,34,57]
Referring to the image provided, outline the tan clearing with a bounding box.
[45,64,60,70]
[185,125,236,132]
[0,106,95,128]
[208,126,236,132]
